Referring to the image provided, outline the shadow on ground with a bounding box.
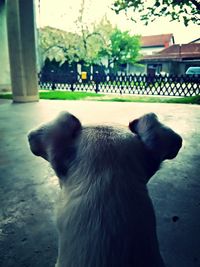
[0,99,200,267]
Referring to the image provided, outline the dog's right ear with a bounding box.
[129,113,182,162]
[129,113,158,135]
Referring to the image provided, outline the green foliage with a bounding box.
[38,17,114,66]
[73,1,114,64]
[38,19,141,69]
[39,27,84,65]
[38,0,142,69]
[99,28,141,69]
[113,0,200,26]
[83,17,114,64]
[108,28,140,67]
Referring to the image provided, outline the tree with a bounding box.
[38,17,115,67]
[38,26,84,66]
[74,1,113,64]
[112,0,200,26]
[86,16,115,64]
[99,28,141,70]
[38,22,141,71]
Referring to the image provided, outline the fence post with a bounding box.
[95,80,99,93]
[52,83,56,90]
[70,82,74,92]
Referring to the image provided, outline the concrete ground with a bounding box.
[0,99,200,267]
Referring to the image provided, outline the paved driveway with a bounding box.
[0,99,200,267]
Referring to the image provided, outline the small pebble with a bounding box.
[172,216,179,222]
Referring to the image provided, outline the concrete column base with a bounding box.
[13,95,39,103]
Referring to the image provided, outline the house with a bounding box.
[127,34,175,74]
[140,34,175,55]
[140,43,200,75]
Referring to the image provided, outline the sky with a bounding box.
[35,0,200,44]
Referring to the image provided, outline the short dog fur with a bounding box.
[28,112,182,267]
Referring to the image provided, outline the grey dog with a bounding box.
[28,112,182,267]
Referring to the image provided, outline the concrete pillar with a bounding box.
[0,0,11,92]
[6,0,39,102]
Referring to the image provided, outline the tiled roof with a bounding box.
[189,37,200,43]
[142,43,200,60]
[141,34,174,47]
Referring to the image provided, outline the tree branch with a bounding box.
[189,0,200,11]
[86,32,106,46]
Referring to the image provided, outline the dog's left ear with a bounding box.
[129,113,182,161]
[51,111,82,143]
[28,111,82,179]
[28,111,81,161]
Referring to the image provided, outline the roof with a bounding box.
[189,37,200,44]
[142,43,200,61]
[141,34,174,48]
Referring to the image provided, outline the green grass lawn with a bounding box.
[0,90,199,104]
[40,91,104,100]
[0,91,104,100]
[96,95,200,104]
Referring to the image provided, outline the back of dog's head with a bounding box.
[28,111,182,267]
[28,111,182,185]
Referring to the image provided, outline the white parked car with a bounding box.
[185,67,200,75]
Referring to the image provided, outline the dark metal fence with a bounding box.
[38,72,200,97]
